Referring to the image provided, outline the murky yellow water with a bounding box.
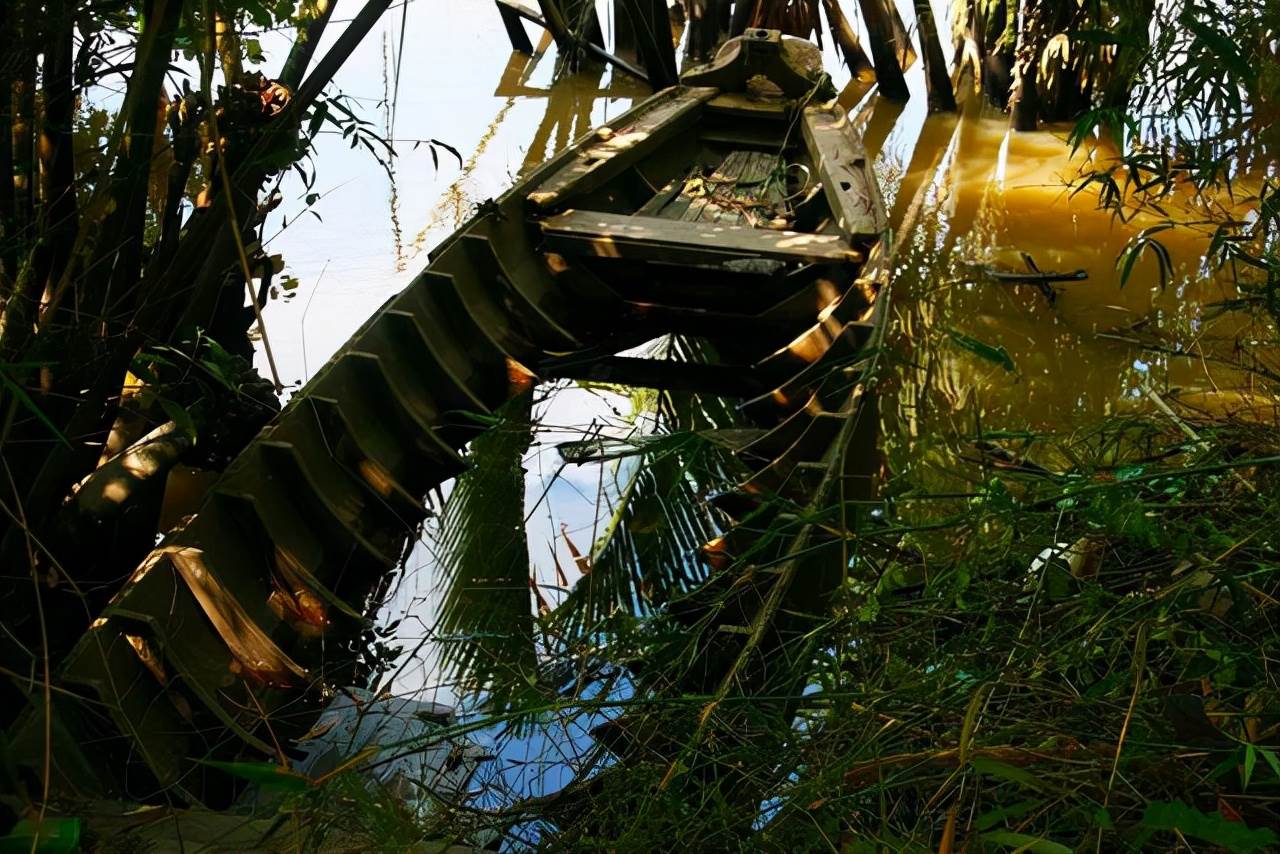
[868,93,1278,493]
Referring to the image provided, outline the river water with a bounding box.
[256,0,1274,708]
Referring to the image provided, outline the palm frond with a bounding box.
[550,429,746,638]
[435,392,537,705]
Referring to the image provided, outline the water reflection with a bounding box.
[872,92,1278,498]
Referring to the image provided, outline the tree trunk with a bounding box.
[633,0,679,88]
[80,0,182,325]
[821,0,874,81]
[915,0,955,111]
[1008,0,1044,131]
[281,0,339,88]
[729,0,754,36]
[857,0,910,102]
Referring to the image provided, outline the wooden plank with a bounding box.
[801,105,887,242]
[540,209,863,265]
[706,93,792,118]
[700,124,789,148]
[636,175,686,216]
[527,87,717,210]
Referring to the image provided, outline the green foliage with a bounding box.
[436,393,538,708]
[1138,800,1279,852]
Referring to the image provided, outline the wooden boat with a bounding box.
[17,29,889,803]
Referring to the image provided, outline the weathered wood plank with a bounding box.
[541,209,863,265]
[801,105,887,241]
[527,87,718,210]
[706,93,792,118]
[675,150,782,226]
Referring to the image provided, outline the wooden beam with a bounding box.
[613,0,637,58]
[527,87,716,210]
[539,210,865,265]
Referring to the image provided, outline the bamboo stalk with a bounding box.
[685,0,710,61]
[887,0,917,70]
[280,0,338,88]
[0,1,17,290]
[37,4,78,300]
[297,0,393,111]
[214,9,244,84]
[534,0,576,56]
[11,6,35,247]
[729,0,754,36]
[613,0,637,57]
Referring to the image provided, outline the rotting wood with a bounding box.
[540,210,865,265]
[800,105,887,241]
[706,92,792,117]
[527,87,717,210]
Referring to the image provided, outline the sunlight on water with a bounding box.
[870,93,1278,495]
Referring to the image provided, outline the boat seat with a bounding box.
[540,209,863,266]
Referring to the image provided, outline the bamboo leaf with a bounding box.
[979,831,1072,854]
[0,366,71,448]
[436,393,537,706]
[945,329,1015,372]
[1141,800,1278,853]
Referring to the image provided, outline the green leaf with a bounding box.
[436,393,537,707]
[945,329,1015,372]
[196,759,310,792]
[1243,743,1257,790]
[1259,747,1280,780]
[972,756,1052,792]
[159,398,198,442]
[0,818,81,854]
[1141,800,1279,853]
[1179,11,1257,83]
[974,799,1044,830]
[0,365,71,447]
[1116,225,1175,289]
[1065,29,1137,47]
[979,831,1072,854]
